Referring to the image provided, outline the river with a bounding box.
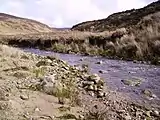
[23,48,160,105]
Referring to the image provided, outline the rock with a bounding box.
[42,82,56,95]
[88,85,94,90]
[88,91,94,96]
[152,94,157,98]
[35,107,40,112]
[93,85,98,91]
[133,60,138,63]
[79,58,84,61]
[96,61,103,64]
[81,64,88,71]
[152,110,159,117]
[0,101,10,110]
[62,65,69,70]
[151,57,160,65]
[97,88,103,91]
[43,74,56,83]
[21,54,29,59]
[58,97,65,105]
[99,70,108,74]
[142,89,157,100]
[36,60,51,67]
[13,71,29,79]
[46,59,52,64]
[46,56,55,60]
[88,74,101,83]
[98,85,103,89]
[135,111,143,117]
[121,78,142,86]
[97,91,104,98]
[79,115,84,119]
[32,74,59,95]
[117,110,126,114]
[140,61,146,64]
[0,88,9,101]
[142,89,153,97]
[145,111,151,117]
[20,95,29,100]
[23,112,30,119]
[124,114,131,120]
[83,81,94,86]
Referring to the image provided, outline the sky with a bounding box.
[0,0,156,28]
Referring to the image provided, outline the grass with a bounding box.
[0,13,53,35]
[72,1,160,32]
[0,2,160,64]
[0,25,159,65]
[32,67,46,78]
[54,77,80,106]
[0,12,159,65]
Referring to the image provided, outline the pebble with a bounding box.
[35,107,40,112]
[152,110,159,117]
[79,115,84,119]
[98,91,104,98]
[145,111,151,117]
[20,95,29,100]
[80,58,84,61]
[83,81,94,85]
[44,74,56,83]
[88,91,94,96]
[124,113,131,120]
[46,59,52,64]
[99,70,107,74]
[118,110,125,114]
[96,61,103,64]
[88,85,94,90]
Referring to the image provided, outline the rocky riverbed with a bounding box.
[23,48,160,105]
[0,45,160,120]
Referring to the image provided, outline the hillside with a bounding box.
[71,1,160,32]
[0,1,160,64]
[71,1,160,64]
[0,13,53,34]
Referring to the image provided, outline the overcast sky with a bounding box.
[0,0,156,27]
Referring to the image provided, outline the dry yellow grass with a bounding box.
[0,13,53,35]
[0,7,159,64]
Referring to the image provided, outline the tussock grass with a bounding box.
[0,12,160,64]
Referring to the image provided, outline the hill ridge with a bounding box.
[72,0,160,32]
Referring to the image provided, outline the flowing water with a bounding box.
[23,48,160,105]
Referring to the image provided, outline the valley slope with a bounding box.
[0,13,53,34]
[0,1,160,64]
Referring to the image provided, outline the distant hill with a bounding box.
[0,13,53,34]
[0,2,159,64]
[72,1,160,32]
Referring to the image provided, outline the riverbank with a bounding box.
[24,48,160,104]
[0,44,160,120]
[0,26,160,65]
[0,44,106,119]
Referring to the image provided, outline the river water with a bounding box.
[23,48,160,105]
